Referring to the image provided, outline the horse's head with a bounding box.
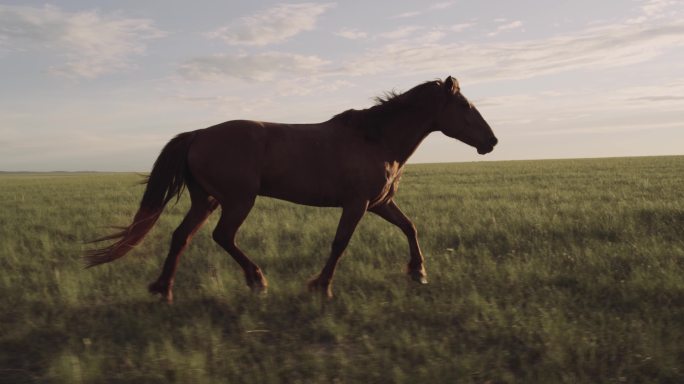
[434,76,498,155]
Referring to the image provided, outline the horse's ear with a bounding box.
[444,76,460,95]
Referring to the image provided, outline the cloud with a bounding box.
[341,19,684,83]
[0,4,164,78]
[610,79,684,107]
[519,121,683,136]
[336,28,367,40]
[450,23,476,32]
[391,11,422,19]
[430,1,458,11]
[488,20,523,36]
[640,0,678,17]
[177,2,683,105]
[206,2,335,46]
[180,6,684,95]
[379,26,424,40]
[178,52,329,82]
[474,78,684,140]
[354,23,473,44]
[390,1,457,19]
[629,95,684,102]
[629,0,680,23]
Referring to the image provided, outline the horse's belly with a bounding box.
[255,123,391,207]
[259,164,342,207]
[259,160,397,208]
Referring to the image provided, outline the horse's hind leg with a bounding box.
[212,196,268,293]
[148,186,218,302]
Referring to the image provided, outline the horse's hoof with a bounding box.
[250,281,268,296]
[408,271,429,285]
[148,281,173,303]
[148,280,165,294]
[245,268,268,294]
[308,278,333,299]
[247,271,268,295]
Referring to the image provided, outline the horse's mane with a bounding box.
[331,79,446,141]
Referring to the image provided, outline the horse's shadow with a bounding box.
[0,296,242,383]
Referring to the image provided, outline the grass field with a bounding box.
[1,156,683,383]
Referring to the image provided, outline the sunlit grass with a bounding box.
[1,156,682,383]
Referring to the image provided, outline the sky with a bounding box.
[0,0,682,171]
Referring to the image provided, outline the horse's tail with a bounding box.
[84,131,198,268]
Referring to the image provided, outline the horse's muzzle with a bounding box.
[477,137,498,155]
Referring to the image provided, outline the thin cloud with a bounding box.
[342,19,684,83]
[379,26,424,39]
[372,23,473,42]
[336,28,368,40]
[612,79,684,107]
[478,79,684,139]
[629,0,680,23]
[178,2,682,105]
[391,11,422,19]
[450,23,476,32]
[641,0,678,17]
[519,121,683,136]
[390,1,456,19]
[629,95,684,102]
[430,1,458,10]
[488,20,523,36]
[206,2,335,46]
[0,4,164,78]
[178,52,329,82]
[180,9,684,95]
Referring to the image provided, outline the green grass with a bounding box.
[1,156,683,383]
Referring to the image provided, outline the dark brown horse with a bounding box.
[87,76,497,301]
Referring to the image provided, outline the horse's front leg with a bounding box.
[370,199,428,284]
[309,200,369,298]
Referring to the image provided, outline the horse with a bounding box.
[86,76,498,301]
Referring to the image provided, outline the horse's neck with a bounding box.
[380,110,435,164]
